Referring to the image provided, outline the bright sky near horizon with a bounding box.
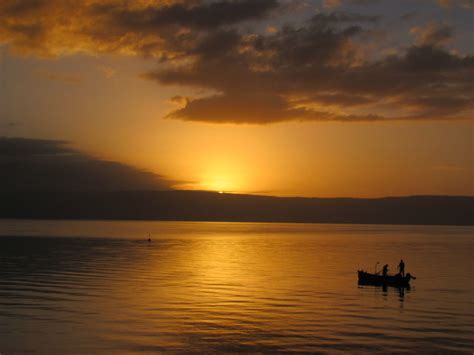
[0,0,473,197]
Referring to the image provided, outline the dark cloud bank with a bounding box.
[1,137,472,226]
[150,16,474,123]
[0,137,173,192]
[1,0,473,124]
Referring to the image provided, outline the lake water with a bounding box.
[0,220,473,353]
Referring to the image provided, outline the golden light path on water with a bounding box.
[0,221,473,353]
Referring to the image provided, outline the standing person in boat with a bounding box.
[397,259,405,276]
[382,264,389,277]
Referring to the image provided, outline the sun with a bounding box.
[178,174,241,193]
[206,179,233,193]
[190,159,248,194]
[200,174,240,193]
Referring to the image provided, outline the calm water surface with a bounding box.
[0,220,473,353]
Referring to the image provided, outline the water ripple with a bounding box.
[0,222,473,353]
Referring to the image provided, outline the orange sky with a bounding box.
[0,0,473,197]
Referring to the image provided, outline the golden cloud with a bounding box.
[1,0,473,124]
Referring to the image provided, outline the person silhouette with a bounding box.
[397,259,405,276]
[147,234,151,243]
[382,264,389,277]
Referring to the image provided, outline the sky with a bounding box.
[0,0,473,197]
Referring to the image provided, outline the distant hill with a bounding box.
[1,190,472,226]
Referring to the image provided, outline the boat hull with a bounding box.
[358,270,411,287]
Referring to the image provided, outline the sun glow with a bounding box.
[201,177,236,193]
[195,160,247,193]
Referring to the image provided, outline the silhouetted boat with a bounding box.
[358,270,415,287]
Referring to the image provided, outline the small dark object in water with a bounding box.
[358,270,416,288]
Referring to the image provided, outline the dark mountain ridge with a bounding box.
[1,190,472,226]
